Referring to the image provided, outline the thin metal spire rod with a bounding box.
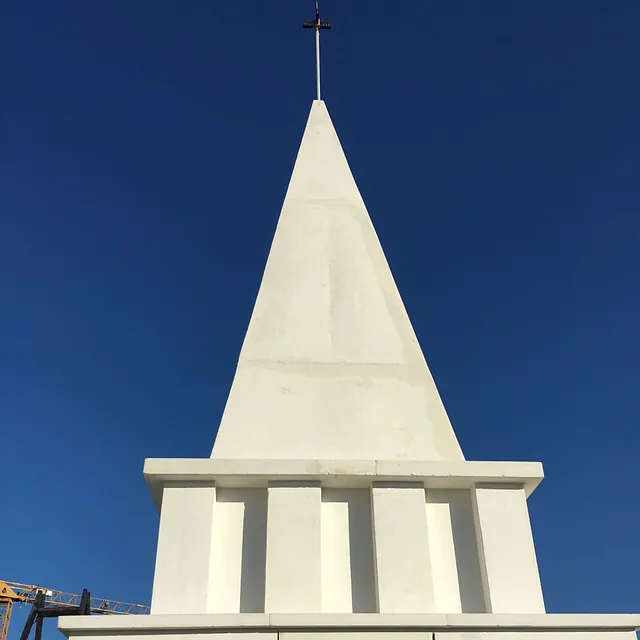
[303,0,331,101]
[315,25,321,100]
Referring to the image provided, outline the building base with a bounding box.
[59,612,640,639]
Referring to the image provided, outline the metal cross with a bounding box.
[303,0,331,100]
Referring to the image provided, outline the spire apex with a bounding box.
[302,0,331,100]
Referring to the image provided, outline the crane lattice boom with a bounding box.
[0,580,149,640]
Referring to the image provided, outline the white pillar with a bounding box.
[265,483,322,612]
[151,485,216,614]
[371,483,435,613]
[425,490,461,613]
[425,489,485,613]
[472,484,545,613]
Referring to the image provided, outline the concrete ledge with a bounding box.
[268,614,448,628]
[444,614,640,629]
[59,613,640,636]
[143,459,544,512]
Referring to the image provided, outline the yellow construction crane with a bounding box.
[0,580,149,640]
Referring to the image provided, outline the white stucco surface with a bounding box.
[59,613,640,637]
[143,459,544,511]
[320,489,377,613]
[265,485,322,612]
[211,100,463,462]
[425,490,485,613]
[144,468,547,617]
[150,486,216,614]
[371,485,435,613]
[208,488,267,613]
[472,486,545,614]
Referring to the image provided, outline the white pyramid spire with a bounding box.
[212,101,463,461]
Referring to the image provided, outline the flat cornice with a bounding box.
[59,612,640,635]
[143,458,544,512]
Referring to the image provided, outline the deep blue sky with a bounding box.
[2,1,639,636]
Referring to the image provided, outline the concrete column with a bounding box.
[371,483,435,613]
[265,483,321,612]
[425,489,485,613]
[151,484,216,614]
[472,484,545,613]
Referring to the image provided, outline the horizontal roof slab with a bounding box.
[144,458,544,511]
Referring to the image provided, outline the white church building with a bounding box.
[60,100,639,640]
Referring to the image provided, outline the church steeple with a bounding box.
[55,7,640,636]
[211,100,464,462]
[59,98,640,640]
